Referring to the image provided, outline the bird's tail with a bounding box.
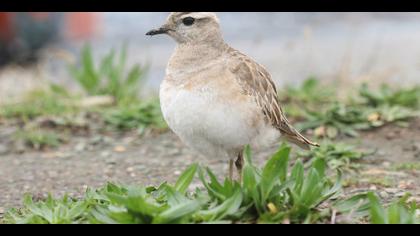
[283,131,320,150]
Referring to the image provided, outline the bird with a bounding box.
[146,12,319,180]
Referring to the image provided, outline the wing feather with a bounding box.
[227,48,319,149]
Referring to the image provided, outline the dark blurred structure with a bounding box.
[0,12,99,67]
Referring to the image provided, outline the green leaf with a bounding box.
[368,192,386,224]
[261,145,290,201]
[174,163,198,194]
[196,190,243,222]
[153,199,202,224]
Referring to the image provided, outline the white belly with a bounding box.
[160,82,280,159]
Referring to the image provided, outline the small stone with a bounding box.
[0,144,9,155]
[379,191,389,199]
[75,143,86,152]
[15,140,26,153]
[114,146,126,153]
[137,165,146,170]
[386,132,397,140]
[103,137,114,144]
[369,185,377,191]
[384,188,399,194]
[130,173,136,177]
[0,207,4,214]
[407,197,420,205]
[174,170,181,176]
[126,167,135,172]
[382,162,391,168]
[413,143,420,151]
[398,180,414,189]
[48,171,58,178]
[90,136,103,145]
[101,151,111,158]
[314,126,326,137]
[395,192,406,197]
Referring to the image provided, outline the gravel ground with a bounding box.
[1,118,419,211]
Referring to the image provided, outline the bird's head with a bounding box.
[146,12,223,45]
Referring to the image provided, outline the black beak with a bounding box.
[146,27,170,36]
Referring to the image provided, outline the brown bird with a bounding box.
[147,12,319,180]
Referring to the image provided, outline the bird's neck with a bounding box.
[167,40,229,74]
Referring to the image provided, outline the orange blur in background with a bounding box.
[0,12,101,42]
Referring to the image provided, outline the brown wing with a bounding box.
[227,48,319,150]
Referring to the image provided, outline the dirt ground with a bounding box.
[0,117,419,215]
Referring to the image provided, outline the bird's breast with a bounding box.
[159,76,267,153]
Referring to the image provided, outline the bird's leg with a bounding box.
[235,151,244,183]
[229,159,234,181]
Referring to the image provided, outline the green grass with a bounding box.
[0,45,165,139]
[358,83,420,109]
[0,145,351,224]
[391,162,420,171]
[0,84,79,120]
[14,129,62,150]
[69,44,148,104]
[280,77,337,119]
[368,192,419,224]
[3,145,418,224]
[282,78,420,139]
[102,99,167,134]
[297,141,374,171]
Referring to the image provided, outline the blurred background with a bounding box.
[1,12,420,102]
[1,13,420,214]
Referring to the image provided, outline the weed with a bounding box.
[5,194,89,224]
[69,44,148,104]
[297,141,374,171]
[14,128,62,150]
[0,84,78,120]
[279,77,336,119]
[368,192,419,224]
[102,99,167,133]
[391,162,420,171]
[4,145,353,224]
[358,83,420,109]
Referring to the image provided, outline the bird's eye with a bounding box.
[182,17,195,26]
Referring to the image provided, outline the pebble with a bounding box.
[369,185,377,191]
[379,191,389,199]
[137,165,147,170]
[174,170,181,176]
[75,143,86,152]
[114,146,126,153]
[0,144,8,155]
[0,207,4,214]
[398,180,414,189]
[382,162,391,168]
[48,171,58,178]
[81,185,88,191]
[101,151,112,158]
[384,188,399,194]
[89,136,103,145]
[413,143,420,151]
[408,197,420,204]
[126,167,135,172]
[386,132,396,140]
[15,140,26,153]
[395,192,406,197]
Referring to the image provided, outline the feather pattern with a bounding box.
[227,47,319,150]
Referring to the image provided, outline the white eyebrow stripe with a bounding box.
[183,12,218,21]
